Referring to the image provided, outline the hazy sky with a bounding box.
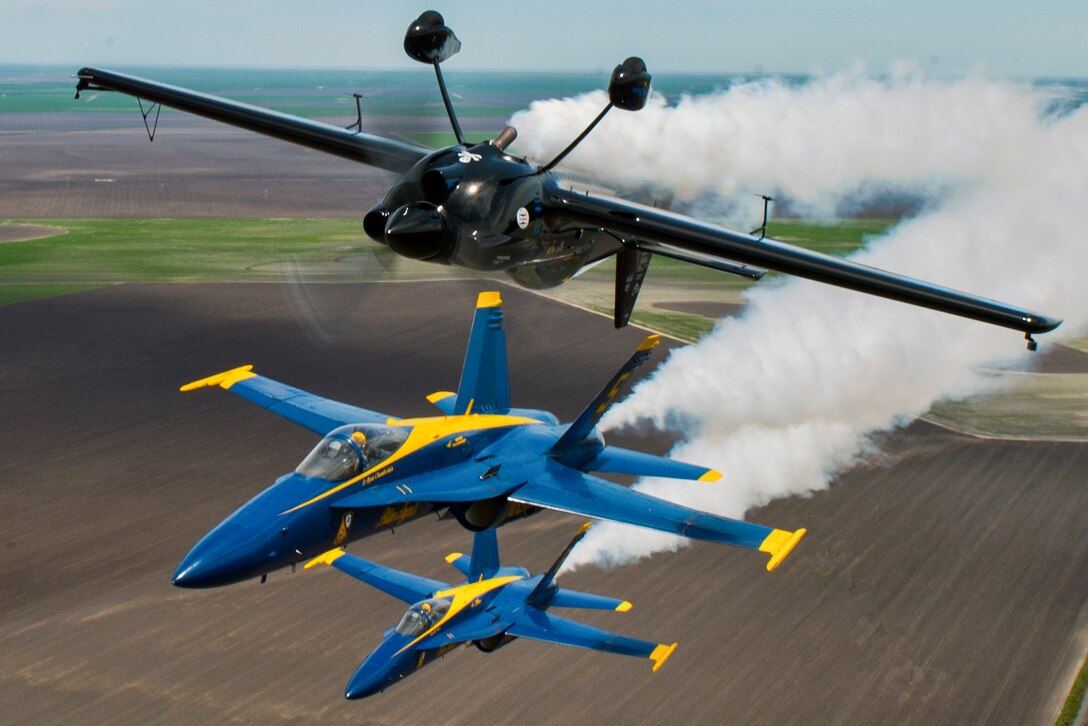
[1,0,1085,78]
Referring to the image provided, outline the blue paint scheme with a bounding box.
[311,525,672,699]
[174,293,802,588]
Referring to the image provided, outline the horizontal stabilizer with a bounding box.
[181,366,391,435]
[508,608,671,670]
[305,548,449,604]
[427,391,457,415]
[444,552,471,577]
[585,446,721,482]
[549,590,632,612]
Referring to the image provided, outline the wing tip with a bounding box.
[304,548,346,570]
[427,391,456,404]
[697,469,723,483]
[615,600,633,613]
[636,334,661,352]
[180,364,255,392]
[445,552,463,564]
[759,528,807,572]
[476,291,502,309]
[650,642,677,672]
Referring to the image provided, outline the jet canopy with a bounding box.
[395,598,452,636]
[295,424,409,481]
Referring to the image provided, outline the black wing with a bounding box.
[544,185,1061,335]
[75,67,428,174]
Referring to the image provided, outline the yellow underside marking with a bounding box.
[304,548,346,569]
[179,365,255,392]
[476,291,502,308]
[395,575,523,656]
[649,642,677,672]
[758,528,807,572]
[615,601,633,613]
[280,413,543,515]
[697,469,723,483]
[636,334,661,352]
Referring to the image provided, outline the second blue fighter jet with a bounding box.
[173,292,805,587]
[306,523,675,699]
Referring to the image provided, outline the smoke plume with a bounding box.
[510,73,1088,568]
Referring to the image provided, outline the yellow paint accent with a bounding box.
[464,398,475,415]
[445,552,463,563]
[615,601,633,613]
[596,372,632,414]
[375,503,419,527]
[649,642,677,672]
[636,334,661,352]
[758,527,807,572]
[427,391,455,405]
[304,548,346,569]
[476,291,502,308]
[179,365,255,392]
[395,575,523,655]
[280,412,542,515]
[697,469,723,483]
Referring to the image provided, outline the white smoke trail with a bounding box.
[509,74,1088,568]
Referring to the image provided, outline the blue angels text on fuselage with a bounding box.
[171,291,806,588]
[305,524,676,699]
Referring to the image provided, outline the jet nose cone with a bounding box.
[344,647,411,699]
[344,669,387,700]
[172,523,270,588]
[384,201,451,261]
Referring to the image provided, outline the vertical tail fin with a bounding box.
[528,523,592,608]
[551,335,660,457]
[453,292,511,415]
[467,528,500,582]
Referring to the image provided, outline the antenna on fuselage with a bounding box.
[537,57,652,174]
[404,11,466,146]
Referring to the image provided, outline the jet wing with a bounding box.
[583,445,719,482]
[507,608,676,671]
[74,67,429,174]
[305,548,449,605]
[180,365,392,435]
[544,187,1061,335]
[508,462,805,571]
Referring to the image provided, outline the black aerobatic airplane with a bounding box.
[74,11,1060,341]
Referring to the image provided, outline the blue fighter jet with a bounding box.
[173,292,806,588]
[305,523,676,699]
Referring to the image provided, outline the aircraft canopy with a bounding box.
[295,424,409,481]
[395,598,451,636]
